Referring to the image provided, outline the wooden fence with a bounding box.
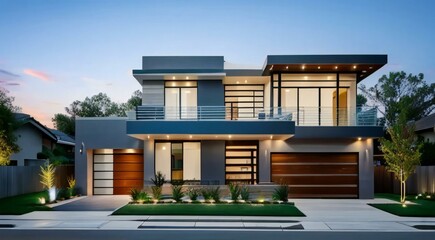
[374,165,435,194]
[0,165,74,199]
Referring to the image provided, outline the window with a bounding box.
[165,81,197,119]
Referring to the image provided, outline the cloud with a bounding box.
[23,69,52,82]
[0,69,20,77]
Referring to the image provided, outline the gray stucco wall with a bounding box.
[201,141,225,184]
[75,118,143,195]
[259,138,374,199]
[197,80,224,106]
[142,56,224,70]
[10,124,43,166]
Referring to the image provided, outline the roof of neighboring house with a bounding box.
[14,113,75,146]
[415,113,435,132]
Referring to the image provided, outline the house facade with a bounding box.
[10,113,75,166]
[75,55,387,198]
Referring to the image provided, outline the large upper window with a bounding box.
[165,81,197,119]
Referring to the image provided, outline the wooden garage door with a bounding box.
[113,152,144,195]
[271,153,358,198]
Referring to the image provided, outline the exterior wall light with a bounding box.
[79,142,85,155]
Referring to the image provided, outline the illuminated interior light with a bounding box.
[172,76,176,80]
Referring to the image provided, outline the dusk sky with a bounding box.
[1,0,434,128]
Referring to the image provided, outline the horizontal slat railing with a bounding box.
[135,106,379,126]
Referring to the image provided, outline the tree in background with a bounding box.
[356,94,367,107]
[359,71,435,127]
[52,91,142,135]
[380,112,422,204]
[0,89,21,165]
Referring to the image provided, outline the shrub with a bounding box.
[130,188,151,203]
[172,185,184,202]
[67,176,76,196]
[151,171,166,187]
[187,188,199,201]
[170,180,185,186]
[272,184,289,201]
[40,164,55,189]
[200,188,211,201]
[57,188,71,200]
[240,185,250,201]
[151,186,162,200]
[209,186,221,202]
[228,182,241,201]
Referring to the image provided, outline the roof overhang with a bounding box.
[132,70,226,84]
[262,54,388,82]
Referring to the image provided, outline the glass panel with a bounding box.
[320,88,335,126]
[183,142,201,180]
[299,89,319,126]
[281,81,336,87]
[93,188,113,195]
[181,88,197,119]
[225,85,263,91]
[171,143,183,180]
[155,143,172,180]
[94,163,113,171]
[94,180,113,187]
[94,172,113,179]
[165,88,179,119]
[281,88,297,108]
[94,155,113,163]
[339,74,356,81]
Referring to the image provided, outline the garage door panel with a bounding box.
[271,153,359,198]
[114,154,143,163]
[272,153,357,163]
[114,171,143,180]
[113,163,144,172]
[271,175,358,185]
[114,187,139,195]
[114,179,143,188]
[271,164,357,175]
[289,186,358,196]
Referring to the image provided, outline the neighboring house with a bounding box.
[9,113,75,166]
[76,55,387,198]
[415,113,435,142]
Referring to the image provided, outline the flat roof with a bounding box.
[263,54,388,81]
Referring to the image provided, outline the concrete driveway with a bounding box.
[52,195,130,211]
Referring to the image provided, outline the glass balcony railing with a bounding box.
[133,106,379,126]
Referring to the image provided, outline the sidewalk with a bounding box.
[0,198,434,231]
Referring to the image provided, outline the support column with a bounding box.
[143,139,155,185]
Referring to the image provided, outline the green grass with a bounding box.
[0,191,51,215]
[113,203,305,216]
[370,193,435,217]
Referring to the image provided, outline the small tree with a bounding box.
[380,115,422,203]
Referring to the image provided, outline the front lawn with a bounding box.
[112,203,305,216]
[0,191,51,215]
[370,193,435,217]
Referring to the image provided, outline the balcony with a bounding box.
[132,106,378,126]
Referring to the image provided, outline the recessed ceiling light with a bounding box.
[186,76,189,80]
[172,76,176,80]
[362,70,367,73]
[270,135,273,139]
[369,66,373,69]
[166,135,169,139]
[353,65,357,69]
[335,66,338,69]
[189,135,192,139]
[147,135,150,139]
[236,81,240,84]
[317,66,321,69]
[245,80,248,83]
[301,65,305,70]
[286,66,289,69]
[228,135,232,139]
[358,137,362,141]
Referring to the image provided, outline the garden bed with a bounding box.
[112,202,305,216]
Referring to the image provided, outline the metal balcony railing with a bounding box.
[134,106,379,126]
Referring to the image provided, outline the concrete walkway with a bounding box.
[0,197,434,232]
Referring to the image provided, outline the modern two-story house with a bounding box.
[75,54,387,199]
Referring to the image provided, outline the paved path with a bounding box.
[0,197,434,234]
[52,195,130,211]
